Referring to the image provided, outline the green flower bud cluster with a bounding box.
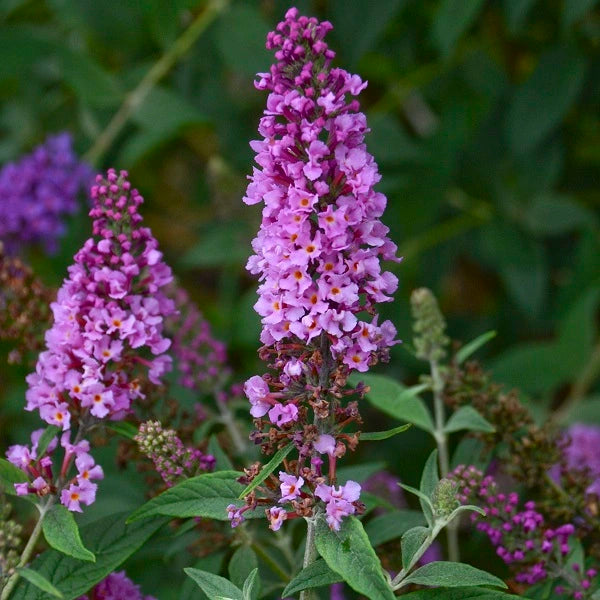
[432,478,459,520]
[0,500,22,581]
[411,288,449,363]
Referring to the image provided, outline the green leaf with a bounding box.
[563,0,599,27]
[35,426,60,458]
[360,423,411,441]
[432,0,486,56]
[228,546,258,590]
[18,568,63,598]
[184,568,243,600]
[11,514,165,600]
[128,471,262,522]
[456,331,496,364]
[0,458,26,495]
[399,483,435,522]
[503,0,538,33]
[444,406,495,434]
[241,568,259,600]
[350,373,433,432]
[239,444,294,498]
[523,195,596,236]
[179,552,225,600]
[402,561,507,589]
[419,450,439,525]
[315,516,395,600]
[42,505,95,562]
[401,587,525,599]
[365,510,426,547]
[107,421,138,440]
[401,526,430,570]
[208,435,234,471]
[282,559,343,597]
[451,437,489,471]
[506,46,586,154]
[337,461,387,485]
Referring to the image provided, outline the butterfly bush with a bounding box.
[0,133,92,255]
[76,571,155,600]
[231,7,399,532]
[561,424,600,497]
[6,169,175,511]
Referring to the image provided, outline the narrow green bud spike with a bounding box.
[0,497,23,581]
[432,478,459,520]
[411,288,449,362]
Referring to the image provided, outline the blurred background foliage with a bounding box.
[1,0,600,595]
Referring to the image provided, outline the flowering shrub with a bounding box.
[0,4,599,600]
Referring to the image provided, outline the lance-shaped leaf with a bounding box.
[401,526,430,570]
[456,331,496,364]
[17,568,63,598]
[282,559,343,597]
[239,443,294,498]
[401,562,507,589]
[35,425,60,458]
[42,505,95,562]
[401,588,525,599]
[365,510,426,547]
[0,458,27,495]
[315,516,395,600]
[360,423,411,441]
[11,514,165,600]
[128,471,262,522]
[107,422,138,440]
[444,407,495,434]
[184,568,243,600]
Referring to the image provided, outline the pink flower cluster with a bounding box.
[6,430,103,512]
[77,571,155,600]
[244,7,399,373]
[166,285,229,393]
[563,424,600,497]
[24,169,175,430]
[451,465,583,590]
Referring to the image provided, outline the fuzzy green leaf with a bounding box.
[401,526,430,570]
[128,471,262,522]
[184,568,243,600]
[444,406,495,434]
[42,505,95,562]
[17,568,63,598]
[360,423,411,441]
[315,516,395,600]
[35,426,60,458]
[402,562,507,589]
[401,588,526,599]
[228,546,258,590]
[0,458,27,495]
[282,559,343,597]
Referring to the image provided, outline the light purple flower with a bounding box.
[279,472,304,502]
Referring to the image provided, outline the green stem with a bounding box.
[0,497,55,600]
[431,359,460,563]
[83,0,228,166]
[299,517,319,600]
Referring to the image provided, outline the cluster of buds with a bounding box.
[76,571,155,600]
[0,133,92,255]
[0,498,22,581]
[135,421,214,488]
[411,287,449,363]
[6,429,103,512]
[232,8,399,532]
[24,169,175,431]
[0,243,54,365]
[450,465,599,598]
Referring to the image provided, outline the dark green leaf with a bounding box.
[401,587,525,599]
[184,568,243,600]
[282,559,343,597]
[350,374,433,432]
[360,423,411,441]
[432,0,486,55]
[444,406,495,434]
[228,546,258,590]
[503,0,537,33]
[35,426,60,458]
[128,471,263,522]
[0,458,27,495]
[107,422,138,440]
[401,526,430,570]
[402,562,507,589]
[365,510,426,547]
[456,331,496,364]
[506,46,586,154]
[17,568,63,598]
[42,505,95,562]
[420,450,439,498]
[11,514,165,600]
[239,444,293,498]
[179,552,225,600]
[523,195,596,236]
[337,461,387,485]
[315,516,395,600]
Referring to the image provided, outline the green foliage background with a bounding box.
[1,0,599,597]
